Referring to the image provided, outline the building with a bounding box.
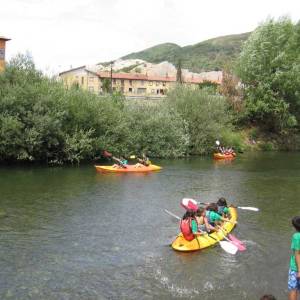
[0,36,11,72]
[59,66,222,98]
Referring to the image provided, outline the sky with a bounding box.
[1,0,300,75]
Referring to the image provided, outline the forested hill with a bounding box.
[122,32,251,72]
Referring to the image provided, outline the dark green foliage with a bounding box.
[236,17,300,133]
[102,78,111,93]
[122,33,250,72]
[0,54,241,164]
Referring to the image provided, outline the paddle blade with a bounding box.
[238,206,259,212]
[219,241,238,255]
[130,155,136,159]
[228,234,246,247]
[227,235,246,251]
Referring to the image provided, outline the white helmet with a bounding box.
[215,140,220,146]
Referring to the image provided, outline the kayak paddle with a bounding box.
[164,209,181,220]
[197,202,259,212]
[206,234,238,255]
[217,226,246,251]
[218,225,246,249]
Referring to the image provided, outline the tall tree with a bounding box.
[176,59,183,84]
[236,17,300,132]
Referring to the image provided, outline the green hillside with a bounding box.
[122,32,251,72]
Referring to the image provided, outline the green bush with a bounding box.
[0,54,243,164]
[259,141,275,151]
[219,129,246,152]
[166,86,234,154]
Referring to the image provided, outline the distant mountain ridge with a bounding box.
[122,32,251,72]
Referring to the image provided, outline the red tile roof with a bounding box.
[97,72,222,84]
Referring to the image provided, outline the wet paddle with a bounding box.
[218,225,246,249]
[164,209,238,255]
[217,226,246,252]
[206,233,238,255]
[164,209,181,220]
[197,202,259,212]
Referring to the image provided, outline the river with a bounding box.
[0,152,299,299]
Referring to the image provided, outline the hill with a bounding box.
[122,32,251,72]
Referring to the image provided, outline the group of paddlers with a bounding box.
[180,197,237,241]
[102,151,151,169]
[215,140,236,156]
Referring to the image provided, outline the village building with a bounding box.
[0,36,11,73]
[59,66,222,98]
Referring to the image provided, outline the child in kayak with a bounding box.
[138,154,151,166]
[196,207,215,233]
[288,216,300,300]
[112,156,128,168]
[180,210,203,241]
[206,203,237,227]
[217,197,231,218]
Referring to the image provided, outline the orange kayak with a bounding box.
[213,153,236,160]
[95,164,162,173]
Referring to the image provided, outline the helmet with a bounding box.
[181,198,198,211]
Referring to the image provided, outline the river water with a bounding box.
[0,152,299,299]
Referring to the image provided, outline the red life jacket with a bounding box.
[180,217,195,241]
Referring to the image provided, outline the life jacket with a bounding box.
[180,217,195,241]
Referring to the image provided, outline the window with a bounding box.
[149,81,153,86]
[137,88,146,94]
[81,77,84,85]
[156,81,159,86]
[129,88,133,93]
[89,76,94,82]
[129,80,132,86]
[121,79,124,85]
[163,82,166,86]
[141,80,144,86]
[113,79,116,84]
[151,89,155,94]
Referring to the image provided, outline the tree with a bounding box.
[102,78,111,93]
[176,59,183,84]
[236,17,300,132]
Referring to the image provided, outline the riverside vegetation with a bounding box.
[0,17,299,165]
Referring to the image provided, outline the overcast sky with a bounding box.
[1,0,299,75]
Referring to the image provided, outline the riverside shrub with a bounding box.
[166,86,234,154]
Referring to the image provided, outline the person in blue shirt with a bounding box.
[288,216,300,300]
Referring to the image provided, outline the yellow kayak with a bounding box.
[95,164,162,173]
[171,207,237,252]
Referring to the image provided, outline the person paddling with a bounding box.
[180,210,203,241]
[206,203,237,227]
[137,153,151,166]
[112,156,128,169]
[217,197,231,218]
